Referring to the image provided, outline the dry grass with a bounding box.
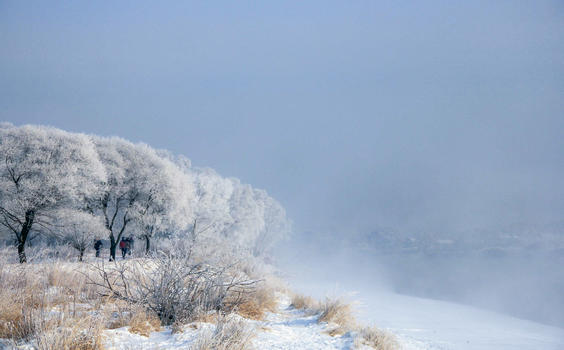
[0,272,41,340]
[171,320,186,334]
[354,326,401,350]
[318,298,356,335]
[0,255,264,349]
[0,302,36,341]
[237,286,278,320]
[290,293,318,311]
[35,315,104,350]
[190,315,255,350]
[193,312,219,324]
[129,308,162,337]
[0,278,104,349]
[0,259,110,348]
[100,299,134,330]
[314,296,400,348]
[171,312,219,334]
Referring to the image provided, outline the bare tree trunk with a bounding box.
[109,235,116,261]
[17,241,26,263]
[17,209,35,263]
[110,221,128,261]
[79,247,84,262]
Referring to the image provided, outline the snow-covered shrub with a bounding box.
[86,249,259,325]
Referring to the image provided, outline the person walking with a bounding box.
[126,237,133,255]
[119,239,127,259]
[94,239,102,258]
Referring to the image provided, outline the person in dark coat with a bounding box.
[126,237,133,255]
[94,239,102,258]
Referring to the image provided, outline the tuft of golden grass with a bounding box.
[0,282,39,340]
[0,293,22,338]
[190,315,255,350]
[101,300,134,330]
[193,312,219,324]
[318,298,355,325]
[129,308,161,337]
[317,298,356,336]
[171,312,219,334]
[171,320,186,334]
[290,293,318,311]
[237,286,278,320]
[35,315,104,350]
[354,326,401,350]
[0,303,36,341]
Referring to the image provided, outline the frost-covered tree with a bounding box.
[187,167,290,258]
[189,168,235,252]
[130,153,194,254]
[227,180,266,252]
[88,138,192,260]
[227,181,290,256]
[0,124,105,262]
[252,189,291,256]
[0,124,289,263]
[53,209,108,261]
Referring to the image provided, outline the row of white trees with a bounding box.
[0,123,290,263]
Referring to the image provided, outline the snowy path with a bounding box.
[104,294,362,350]
[252,294,357,350]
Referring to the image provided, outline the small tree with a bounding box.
[54,209,108,261]
[133,199,165,255]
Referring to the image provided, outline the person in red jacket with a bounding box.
[119,239,127,259]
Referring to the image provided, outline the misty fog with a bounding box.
[2,0,563,335]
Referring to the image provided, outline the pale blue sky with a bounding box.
[1,0,563,236]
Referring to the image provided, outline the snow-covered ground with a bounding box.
[356,292,564,350]
[289,280,564,350]
[93,287,564,350]
[251,294,358,350]
[104,294,361,350]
